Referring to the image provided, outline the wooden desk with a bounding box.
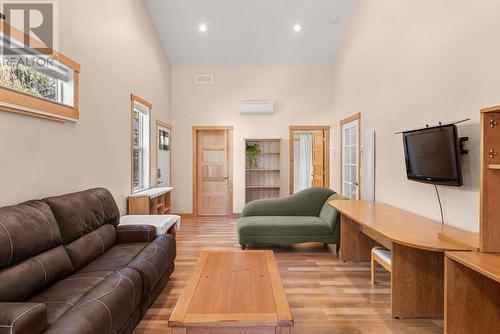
[445,252,500,334]
[329,200,469,318]
[169,250,293,334]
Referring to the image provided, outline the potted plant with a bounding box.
[246,143,261,169]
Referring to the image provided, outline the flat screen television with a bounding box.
[403,124,463,186]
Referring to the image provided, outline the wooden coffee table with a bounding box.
[169,250,293,334]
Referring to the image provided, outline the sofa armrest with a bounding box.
[116,225,157,243]
[0,303,47,334]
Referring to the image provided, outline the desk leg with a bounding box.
[339,215,379,262]
[391,243,444,318]
[445,257,500,333]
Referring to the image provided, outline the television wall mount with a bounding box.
[459,137,469,155]
[394,118,471,134]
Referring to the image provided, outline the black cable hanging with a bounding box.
[434,184,445,225]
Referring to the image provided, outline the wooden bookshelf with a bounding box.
[245,139,281,203]
[128,187,173,215]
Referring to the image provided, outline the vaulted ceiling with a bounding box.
[144,0,357,65]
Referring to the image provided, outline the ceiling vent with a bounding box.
[240,100,275,115]
[194,74,214,84]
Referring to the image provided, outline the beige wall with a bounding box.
[171,65,333,214]
[0,0,171,213]
[330,0,500,232]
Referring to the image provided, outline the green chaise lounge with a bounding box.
[237,187,348,251]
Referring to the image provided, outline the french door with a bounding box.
[341,114,361,200]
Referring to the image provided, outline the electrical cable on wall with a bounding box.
[434,185,445,225]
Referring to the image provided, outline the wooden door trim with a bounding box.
[340,113,361,198]
[289,126,330,195]
[340,113,361,125]
[192,126,234,131]
[155,120,172,187]
[192,126,234,216]
[130,94,152,194]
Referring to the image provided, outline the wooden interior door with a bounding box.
[195,128,233,216]
[312,130,325,187]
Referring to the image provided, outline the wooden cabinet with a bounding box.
[245,139,281,203]
[445,252,500,333]
[480,106,500,252]
[128,187,173,215]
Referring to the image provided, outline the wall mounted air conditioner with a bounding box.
[239,100,275,115]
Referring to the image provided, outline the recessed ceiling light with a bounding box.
[329,16,341,24]
[199,23,208,32]
[293,24,302,32]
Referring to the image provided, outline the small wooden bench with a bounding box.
[371,246,392,284]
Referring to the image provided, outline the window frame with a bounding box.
[0,21,80,122]
[131,94,152,193]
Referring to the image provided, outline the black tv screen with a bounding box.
[403,124,463,186]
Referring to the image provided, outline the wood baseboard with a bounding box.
[174,213,195,219]
[173,213,241,219]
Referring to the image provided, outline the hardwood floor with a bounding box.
[133,217,443,334]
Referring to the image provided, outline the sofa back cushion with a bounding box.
[44,188,120,270]
[65,224,117,270]
[0,246,73,301]
[0,200,62,269]
[0,201,73,301]
[44,188,120,244]
[241,187,336,217]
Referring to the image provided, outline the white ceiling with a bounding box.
[144,0,357,65]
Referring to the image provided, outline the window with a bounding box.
[0,21,80,121]
[131,95,151,193]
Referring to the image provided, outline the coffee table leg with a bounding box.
[171,328,186,334]
[277,327,290,334]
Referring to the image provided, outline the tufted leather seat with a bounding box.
[0,188,176,334]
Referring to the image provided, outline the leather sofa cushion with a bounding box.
[29,271,116,326]
[44,188,120,245]
[0,302,47,334]
[0,246,73,302]
[43,268,142,334]
[127,234,176,297]
[78,243,147,273]
[65,224,116,271]
[238,216,332,237]
[0,200,61,269]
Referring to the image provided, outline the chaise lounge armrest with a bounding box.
[116,225,157,243]
[241,187,335,218]
[0,303,47,334]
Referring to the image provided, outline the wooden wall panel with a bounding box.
[480,110,500,252]
[445,257,500,334]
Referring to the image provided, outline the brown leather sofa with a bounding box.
[0,188,176,334]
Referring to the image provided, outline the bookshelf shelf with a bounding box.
[245,139,281,203]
